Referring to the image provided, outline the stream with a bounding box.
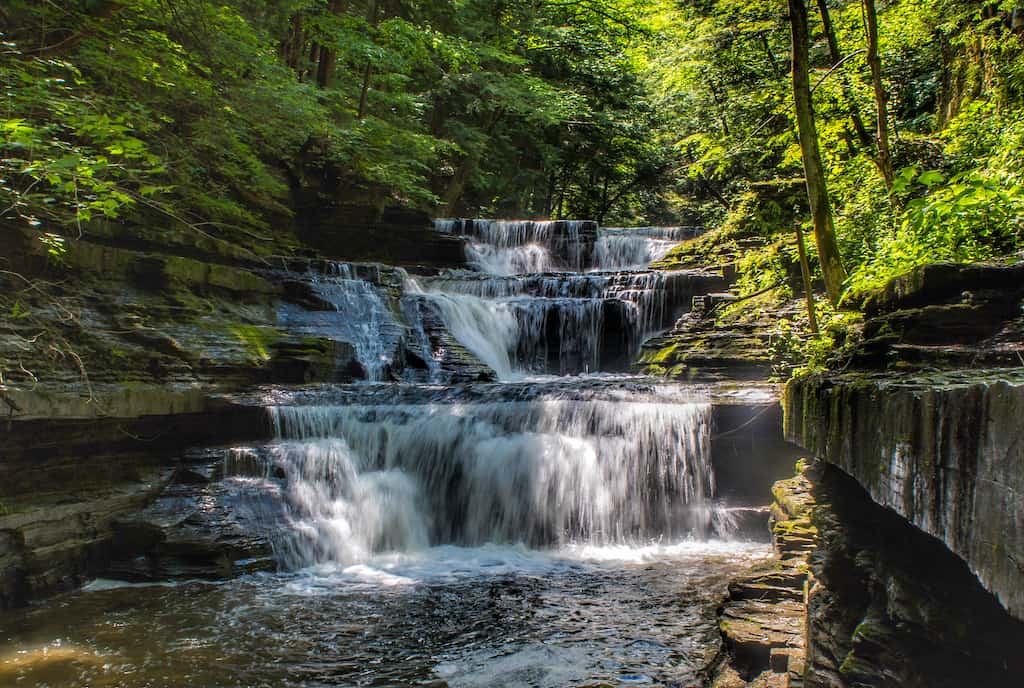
[0,220,772,687]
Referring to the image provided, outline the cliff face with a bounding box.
[804,462,1024,688]
[712,460,1024,688]
[783,262,1024,622]
[785,371,1024,621]
[0,208,478,608]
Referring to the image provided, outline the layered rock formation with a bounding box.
[712,460,1024,688]
[711,464,815,688]
[785,262,1024,621]
[0,210,486,608]
[803,462,1024,687]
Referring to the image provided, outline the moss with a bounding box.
[639,342,683,365]
[228,324,283,364]
[838,651,878,677]
[851,618,888,645]
[772,519,817,538]
[161,256,276,296]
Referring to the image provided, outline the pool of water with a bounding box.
[0,541,768,688]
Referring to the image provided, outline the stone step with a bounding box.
[728,580,804,603]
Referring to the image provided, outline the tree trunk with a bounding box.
[281,14,305,72]
[795,213,819,335]
[357,63,373,118]
[789,0,847,307]
[315,0,344,88]
[815,0,872,149]
[863,0,894,191]
[356,0,380,115]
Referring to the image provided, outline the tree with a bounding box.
[862,0,894,191]
[788,0,847,306]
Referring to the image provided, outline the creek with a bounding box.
[0,221,776,687]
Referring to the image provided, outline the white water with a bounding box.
[6,220,771,688]
[227,384,718,570]
[591,226,701,270]
[418,219,711,378]
[277,262,404,380]
[436,219,591,275]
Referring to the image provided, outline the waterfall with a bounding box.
[237,385,716,569]
[277,262,403,381]
[415,220,715,378]
[592,227,701,270]
[435,219,593,274]
[251,220,728,572]
[414,289,519,379]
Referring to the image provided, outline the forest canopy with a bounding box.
[2,0,1023,296]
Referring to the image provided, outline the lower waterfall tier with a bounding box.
[225,382,726,569]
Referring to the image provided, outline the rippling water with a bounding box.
[0,541,768,688]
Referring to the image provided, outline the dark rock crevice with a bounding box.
[804,461,1024,687]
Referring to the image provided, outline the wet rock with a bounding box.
[711,464,815,687]
[411,297,498,382]
[859,261,1024,316]
[842,262,1024,371]
[785,369,1024,621]
[0,454,175,607]
[637,299,803,383]
[103,451,275,582]
[801,462,1024,687]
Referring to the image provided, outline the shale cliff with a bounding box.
[0,208,476,606]
[784,262,1024,621]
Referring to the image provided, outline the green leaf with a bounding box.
[918,170,945,188]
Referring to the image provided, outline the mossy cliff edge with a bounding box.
[783,262,1024,622]
[784,371,1024,621]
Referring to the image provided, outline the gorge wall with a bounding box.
[784,262,1024,622]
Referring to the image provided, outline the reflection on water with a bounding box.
[0,542,768,687]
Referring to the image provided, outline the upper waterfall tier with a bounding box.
[593,226,703,270]
[270,221,717,382]
[433,219,596,274]
[417,219,719,377]
[433,219,703,274]
[412,270,725,377]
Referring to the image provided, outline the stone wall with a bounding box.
[803,462,1024,687]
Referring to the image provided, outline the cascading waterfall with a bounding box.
[417,219,714,378]
[592,226,702,270]
[435,219,591,275]
[232,385,716,569]
[240,220,728,579]
[411,287,520,379]
[6,220,767,688]
[277,262,402,381]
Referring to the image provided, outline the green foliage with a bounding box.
[1,0,682,233]
[846,103,1024,297]
[650,0,1024,320]
[0,52,165,231]
[3,0,1023,322]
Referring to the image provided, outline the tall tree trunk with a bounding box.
[789,0,847,307]
[795,212,820,335]
[357,63,373,118]
[863,0,894,191]
[281,14,305,73]
[316,0,344,88]
[815,0,872,149]
[357,0,380,116]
